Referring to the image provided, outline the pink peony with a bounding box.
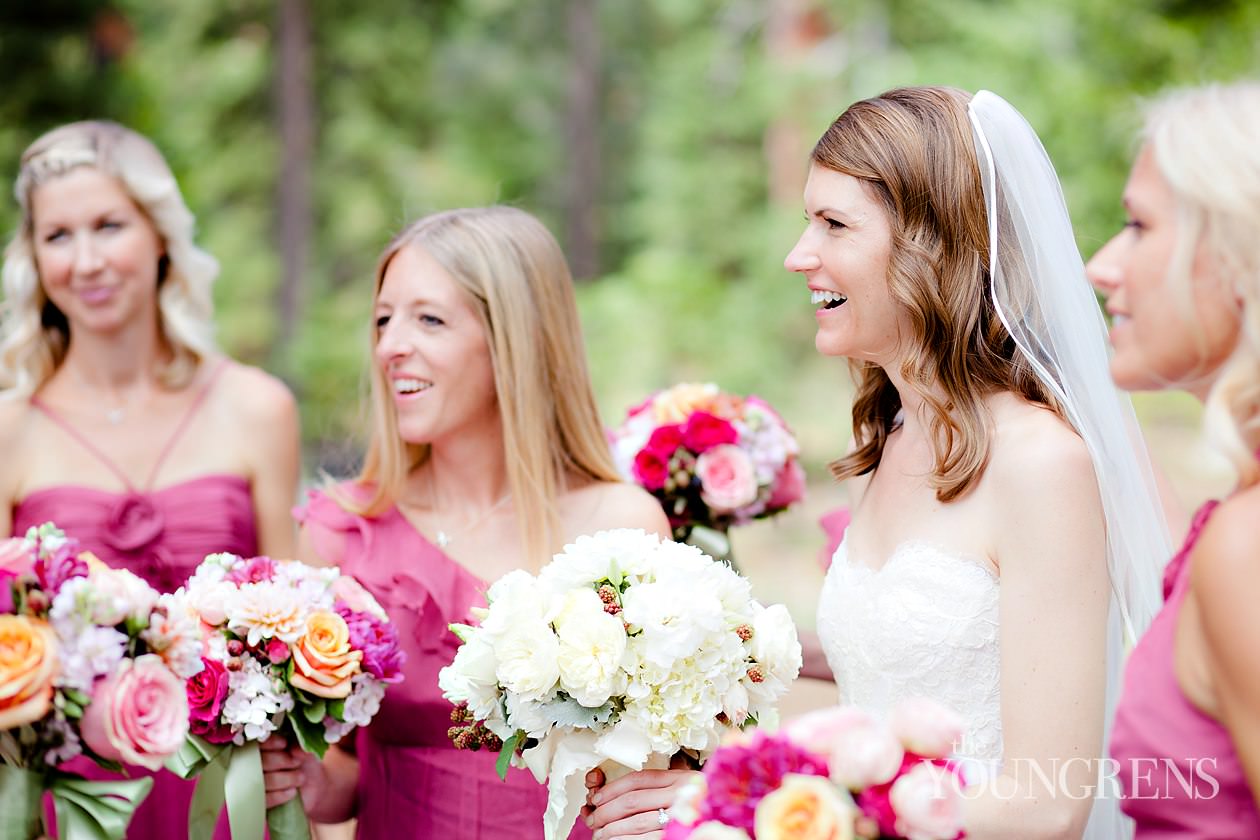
[634,447,671,491]
[889,698,965,759]
[700,731,830,833]
[224,555,278,585]
[696,445,759,512]
[783,706,875,756]
[828,716,905,791]
[889,762,966,840]
[337,604,405,682]
[682,411,739,454]
[81,654,190,769]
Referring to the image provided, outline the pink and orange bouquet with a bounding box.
[170,552,404,840]
[665,699,969,840]
[611,384,805,549]
[0,522,197,840]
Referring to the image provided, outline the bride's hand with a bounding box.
[582,761,699,839]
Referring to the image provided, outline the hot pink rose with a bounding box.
[645,424,685,459]
[634,447,671,491]
[889,698,965,759]
[889,762,966,840]
[695,445,758,512]
[766,459,806,510]
[186,656,229,723]
[81,654,189,770]
[682,411,739,454]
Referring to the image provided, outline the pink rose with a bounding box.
[225,555,278,585]
[81,654,189,770]
[682,411,739,454]
[828,716,904,791]
[634,447,671,491]
[889,762,966,840]
[0,538,34,613]
[330,574,388,622]
[695,445,759,512]
[766,459,806,510]
[889,698,965,759]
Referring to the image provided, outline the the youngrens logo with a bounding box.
[945,754,1221,801]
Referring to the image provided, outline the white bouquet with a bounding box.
[438,529,802,840]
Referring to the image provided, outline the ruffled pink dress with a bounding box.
[296,485,592,839]
[12,363,257,839]
[1110,500,1260,837]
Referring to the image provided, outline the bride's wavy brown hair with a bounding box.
[818,86,1062,501]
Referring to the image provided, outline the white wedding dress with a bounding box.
[816,538,1003,775]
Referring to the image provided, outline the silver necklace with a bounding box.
[432,491,512,549]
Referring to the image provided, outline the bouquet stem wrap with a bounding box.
[0,764,155,840]
[169,737,310,840]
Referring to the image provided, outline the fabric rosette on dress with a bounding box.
[166,552,405,840]
[438,528,802,840]
[0,523,197,840]
[662,698,970,840]
[609,384,806,570]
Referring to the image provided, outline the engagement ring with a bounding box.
[657,808,669,826]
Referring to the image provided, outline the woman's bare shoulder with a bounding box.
[563,479,671,538]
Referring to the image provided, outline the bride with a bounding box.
[787,87,1169,839]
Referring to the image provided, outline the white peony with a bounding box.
[438,633,501,722]
[540,529,661,593]
[746,603,803,704]
[620,581,724,669]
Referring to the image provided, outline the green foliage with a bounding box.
[0,1,1256,477]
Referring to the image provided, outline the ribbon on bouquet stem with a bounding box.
[167,736,310,840]
[0,763,155,840]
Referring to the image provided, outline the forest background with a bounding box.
[2,0,1258,644]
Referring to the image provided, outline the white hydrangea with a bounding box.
[222,656,293,743]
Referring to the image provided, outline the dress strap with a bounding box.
[142,359,230,489]
[31,359,231,492]
[29,396,137,491]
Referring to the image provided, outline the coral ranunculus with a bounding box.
[754,774,856,840]
[80,653,189,770]
[290,611,362,699]
[0,615,58,729]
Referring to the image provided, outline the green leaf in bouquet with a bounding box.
[542,695,616,729]
[123,613,150,636]
[449,622,475,643]
[302,699,327,724]
[328,699,346,719]
[495,732,522,781]
[287,710,329,760]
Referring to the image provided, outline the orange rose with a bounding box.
[754,774,856,840]
[289,611,362,699]
[0,615,58,729]
[652,383,720,424]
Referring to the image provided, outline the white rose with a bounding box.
[889,698,965,759]
[480,572,557,642]
[890,762,966,840]
[553,589,627,707]
[438,633,501,721]
[493,619,561,702]
[505,691,553,739]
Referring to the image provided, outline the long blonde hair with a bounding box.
[1145,82,1260,487]
[815,87,1062,501]
[0,121,218,394]
[352,206,621,561]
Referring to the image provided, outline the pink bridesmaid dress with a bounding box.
[12,363,258,839]
[296,485,592,840]
[1110,501,1260,837]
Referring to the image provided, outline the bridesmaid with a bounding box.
[260,206,668,839]
[0,120,301,837]
[1088,81,1260,834]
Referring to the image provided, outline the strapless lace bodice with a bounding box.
[817,539,1003,767]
